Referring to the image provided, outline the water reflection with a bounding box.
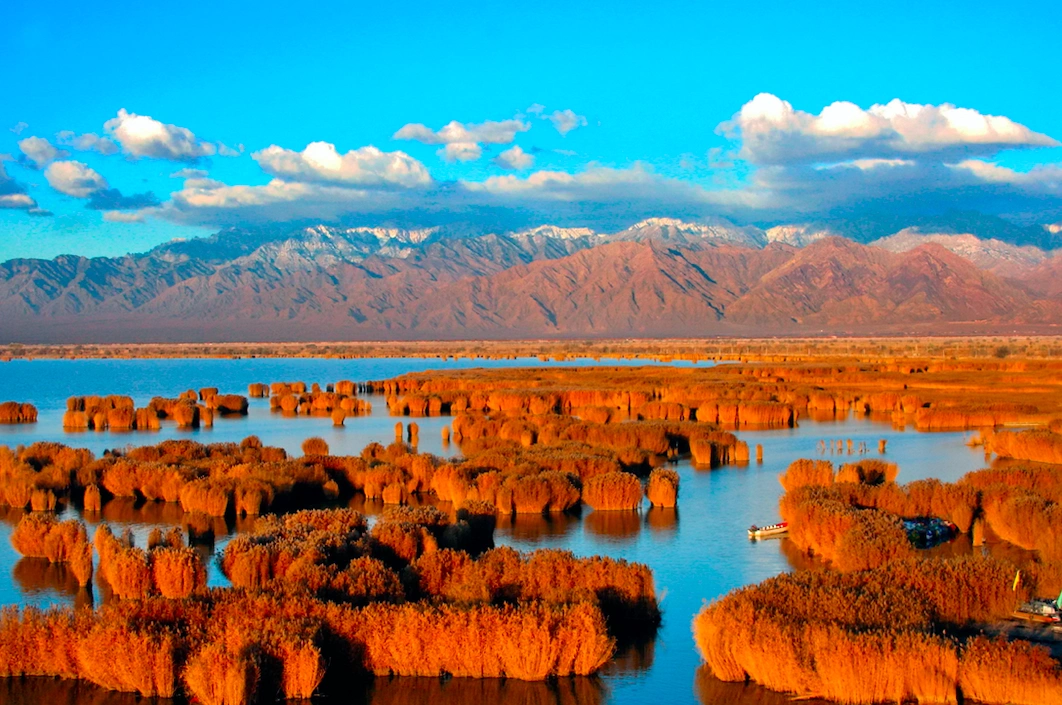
[12,558,94,609]
[496,512,581,543]
[645,507,678,534]
[367,675,606,705]
[0,678,149,705]
[603,638,655,675]
[695,666,830,705]
[585,510,642,542]
[777,537,827,573]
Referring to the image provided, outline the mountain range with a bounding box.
[3,214,1062,342]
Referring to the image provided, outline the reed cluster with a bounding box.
[646,468,679,507]
[0,401,37,424]
[694,555,1058,705]
[10,514,92,586]
[0,501,661,701]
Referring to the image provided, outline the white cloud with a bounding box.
[394,119,529,146]
[0,193,37,210]
[547,109,588,136]
[44,160,108,197]
[103,210,147,223]
[161,177,416,226]
[170,167,208,179]
[438,142,481,162]
[55,130,120,156]
[949,159,1062,186]
[18,136,69,167]
[217,143,241,157]
[721,93,1059,164]
[103,109,219,161]
[0,162,40,212]
[494,145,534,170]
[526,103,546,115]
[465,163,708,206]
[394,118,530,161]
[10,122,28,135]
[253,142,432,188]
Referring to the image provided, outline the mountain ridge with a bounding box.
[3,217,1062,342]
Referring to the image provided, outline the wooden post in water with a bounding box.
[755,444,763,463]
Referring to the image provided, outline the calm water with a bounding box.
[0,358,990,705]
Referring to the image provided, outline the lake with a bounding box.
[0,357,990,705]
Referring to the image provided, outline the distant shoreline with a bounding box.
[2,335,1060,361]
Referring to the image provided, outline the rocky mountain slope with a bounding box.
[2,217,1061,342]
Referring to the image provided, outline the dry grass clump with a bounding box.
[270,385,372,417]
[835,459,898,485]
[693,554,1044,703]
[0,437,346,519]
[222,509,369,591]
[582,472,642,511]
[779,459,835,491]
[780,486,915,570]
[959,463,1062,559]
[0,442,95,510]
[841,478,978,533]
[988,429,1062,465]
[94,524,206,599]
[959,637,1062,705]
[0,498,658,697]
[409,546,659,631]
[302,436,330,456]
[10,514,93,586]
[0,401,37,424]
[696,400,794,428]
[205,394,248,415]
[646,468,679,507]
[689,431,747,466]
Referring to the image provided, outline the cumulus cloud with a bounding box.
[170,168,208,179]
[103,109,222,161]
[86,188,160,211]
[0,162,39,212]
[161,177,409,225]
[102,210,148,223]
[55,130,119,156]
[547,109,588,136]
[218,143,242,157]
[494,145,534,170]
[127,93,1062,233]
[394,118,530,161]
[438,142,481,162]
[721,93,1060,165]
[0,193,38,210]
[44,160,109,197]
[253,142,432,188]
[18,136,69,167]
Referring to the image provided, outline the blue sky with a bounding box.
[2,0,1061,259]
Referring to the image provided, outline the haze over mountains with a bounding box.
[3,213,1062,342]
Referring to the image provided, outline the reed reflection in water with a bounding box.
[495,511,581,543]
[695,666,831,705]
[585,510,641,542]
[368,674,607,705]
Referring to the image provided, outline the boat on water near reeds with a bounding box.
[1013,598,1062,623]
[748,521,788,539]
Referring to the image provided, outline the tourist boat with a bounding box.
[748,521,788,539]
[1013,599,1062,623]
